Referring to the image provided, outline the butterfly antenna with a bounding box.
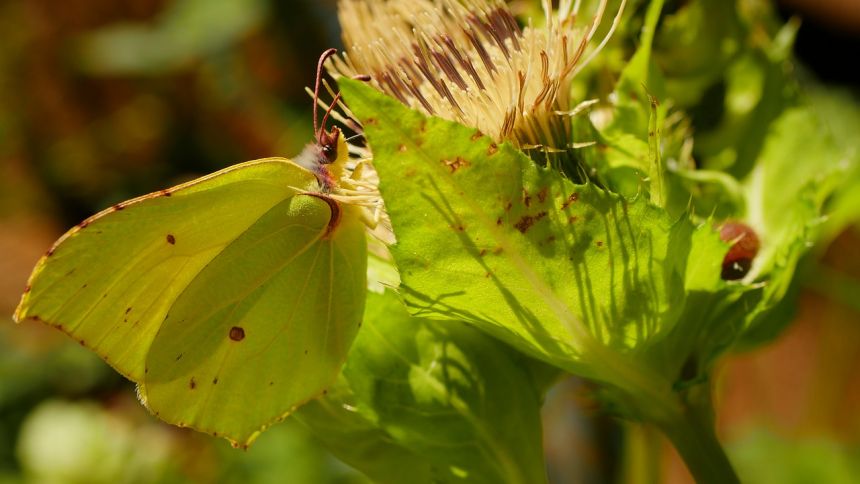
[319,92,342,139]
[314,48,339,143]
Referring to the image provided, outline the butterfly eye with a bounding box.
[718,221,760,280]
[321,142,337,164]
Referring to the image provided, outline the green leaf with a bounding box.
[340,79,695,398]
[735,106,845,346]
[15,157,368,445]
[298,290,548,484]
[294,376,436,484]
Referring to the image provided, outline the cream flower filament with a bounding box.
[330,0,624,165]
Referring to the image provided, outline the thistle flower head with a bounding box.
[330,0,623,165]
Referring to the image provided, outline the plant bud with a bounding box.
[719,221,760,280]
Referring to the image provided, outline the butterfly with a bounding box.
[13,49,372,447]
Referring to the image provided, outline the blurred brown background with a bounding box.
[0,0,858,483]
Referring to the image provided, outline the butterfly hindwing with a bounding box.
[143,194,367,444]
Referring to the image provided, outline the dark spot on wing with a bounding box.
[189,378,196,390]
[166,234,176,245]
[229,326,245,341]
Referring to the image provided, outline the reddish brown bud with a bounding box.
[719,221,760,280]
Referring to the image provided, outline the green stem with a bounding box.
[621,422,663,484]
[655,397,740,484]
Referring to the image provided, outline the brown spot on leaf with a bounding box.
[23,285,30,294]
[189,378,196,390]
[451,223,465,232]
[365,117,378,125]
[523,190,532,207]
[485,272,492,278]
[535,211,548,221]
[229,326,245,341]
[161,189,172,197]
[496,217,503,225]
[46,247,55,257]
[443,156,470,173]
[479,248,488,256]
[113,203,125,211]
[79,339,86,346]
[304,349,308,355]
[213,377,219,385]
[568,216,578,224]
[399,144,408,152]
[125,307,132,314]
[596,240,604,247]
[166,234,176,245]
[470,131,483,141]
[487,143,498,156]
[537,187,548,204]
[493,247,503,255]
[514,215,535,233]
[562,192,579,209]
[176,353,183,361]
[504,201,513,212]
[78,220,89,229]
[269,381,274,386]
